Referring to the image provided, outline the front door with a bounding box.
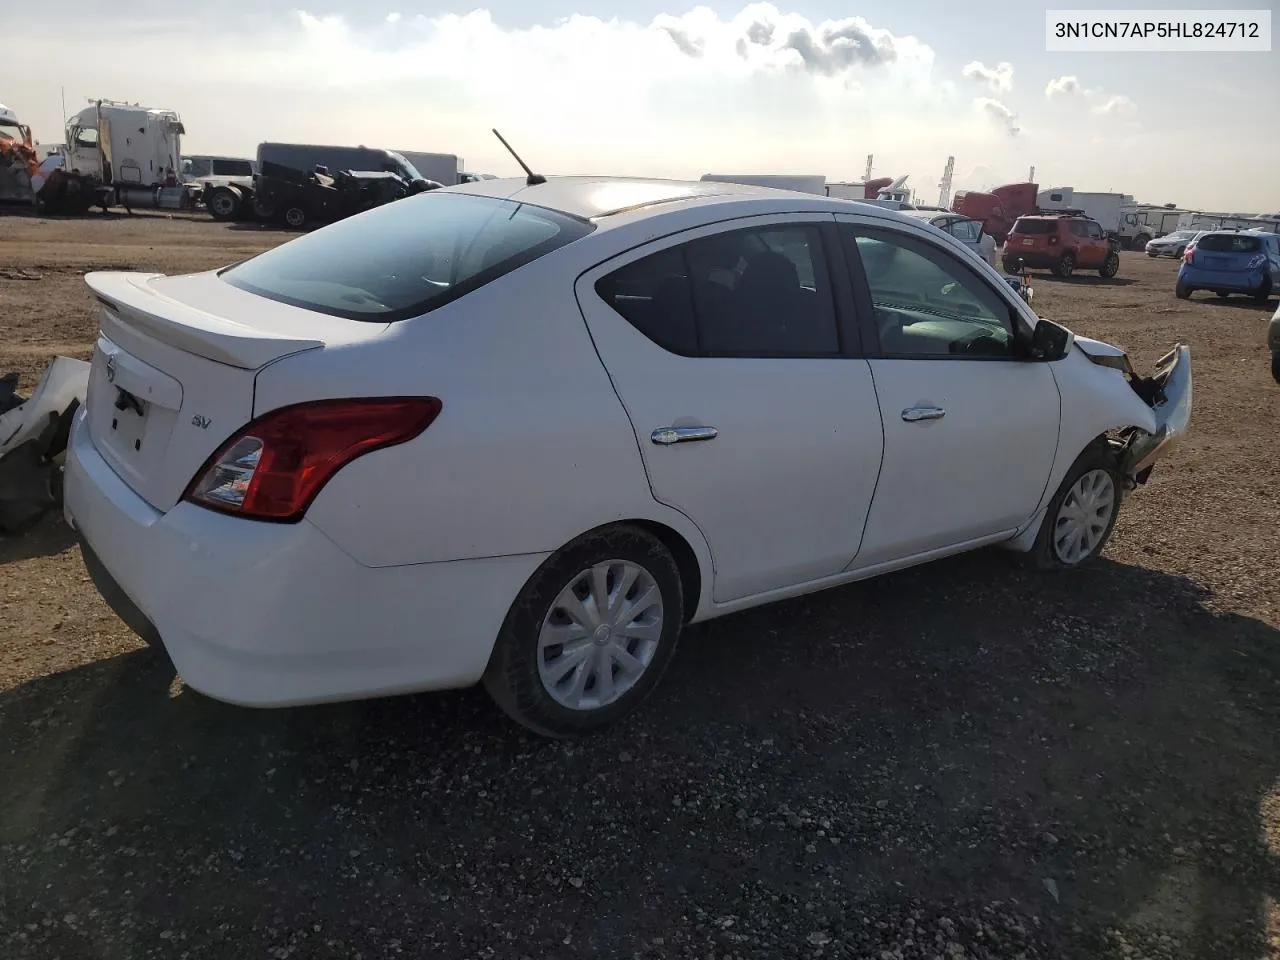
[575,214,884,603]
[834,215,1062,567]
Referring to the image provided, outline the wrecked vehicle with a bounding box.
[60,177,1193,737]
[254,165,439,229]
[0,358,89,533]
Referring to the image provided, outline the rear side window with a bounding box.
[1012,219,1056,235]
[211,159,253,177]
[221,193,594,322]
[1196,233,1262,253]
[595,224,841,358]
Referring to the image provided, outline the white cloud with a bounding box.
[975,98,1020,137]
[1045,75,1081,98]
[1092,95,1137,117]
[1045,74,1137,117]
[962,60,1013,94]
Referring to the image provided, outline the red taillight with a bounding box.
[1183,246,1195,264]
[183,397,442,522]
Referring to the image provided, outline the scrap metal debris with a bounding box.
[0,357,89,534]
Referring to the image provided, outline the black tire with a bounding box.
[1175,246,1187,258]
[205,187,240,222]
[252,195,276,220]
[1253,277,1273,304]
[1023,442,1123,571]
[1175,283,1192,300]
[283,205,307,229]
[1271,352,1280,385]
[483,524,685,738]
[1099,251,1120,279]
[1054,252,1075,279]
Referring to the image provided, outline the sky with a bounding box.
[5,0,1279,211]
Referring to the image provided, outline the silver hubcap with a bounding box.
[537,560,664,711]
[212,195,234,215]
[1053,469,1116,564]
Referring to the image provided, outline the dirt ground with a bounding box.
[1,212,1278,960]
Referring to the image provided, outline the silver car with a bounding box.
[900,210,998,267]
[1146,230,1204,259]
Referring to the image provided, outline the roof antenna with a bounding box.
[492,128,546,186]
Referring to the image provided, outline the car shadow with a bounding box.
[1184,295,1277,312]
[1033,274,1140,288]
[0,512,74,564]
[0,552,1276,958]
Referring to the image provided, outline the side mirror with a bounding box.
[1027,318,1070,362]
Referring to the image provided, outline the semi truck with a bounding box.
[36,99,190,214]
[1037,187,1150,248]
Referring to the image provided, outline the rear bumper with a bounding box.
[1177,265,1266,291]
[64,412,548,707]
[1002,251,1064,269]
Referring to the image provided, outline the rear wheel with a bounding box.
[1025,443,1122,571]
[283,205,307,229]
[205,187,240,222]
[483,524,684,738]
[1175,245,1187,258]
[1253,277,1273,304]
[1175,283,1192,300]
[1272,351,1280,384]
[1099,251,1120,278]
[1055,252,1075,279]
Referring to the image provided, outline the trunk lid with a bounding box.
[83,270,385,511]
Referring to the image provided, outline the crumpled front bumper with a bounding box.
[1121,344,1192,478]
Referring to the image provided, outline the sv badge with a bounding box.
[191,415,212,430]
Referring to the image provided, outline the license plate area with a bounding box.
[105,387,151,455]
[1022,239,1034,245]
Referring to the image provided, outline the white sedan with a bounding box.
[63,176,1192,737]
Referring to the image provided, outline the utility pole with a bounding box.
[938,156,955,208]
[864,154,873,182]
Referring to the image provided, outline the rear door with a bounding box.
[834,213,1060,566]
[575,214,885,603]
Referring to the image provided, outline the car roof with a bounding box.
[900,209,961,222]
[443,175,936,229]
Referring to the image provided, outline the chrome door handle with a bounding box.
[902,406,946,422]
[651,425,718,445]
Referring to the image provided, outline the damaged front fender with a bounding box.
[0,357,90,534]
[1119,344,1192,480]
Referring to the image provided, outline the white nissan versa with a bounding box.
[63,176,1192,737]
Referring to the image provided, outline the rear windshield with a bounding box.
[221,192,594,321]
[1195,233,1261,253]
[1011,218,1056,235]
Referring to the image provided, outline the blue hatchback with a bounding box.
[1176,230,1280,302]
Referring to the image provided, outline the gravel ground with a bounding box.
[1,212,1278,960]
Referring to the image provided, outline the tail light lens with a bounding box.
[1183,246,1194,264]
[183,397,442,522]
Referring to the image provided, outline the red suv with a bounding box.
[1003,214,1120,279]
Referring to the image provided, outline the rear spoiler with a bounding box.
[85,272,324,370]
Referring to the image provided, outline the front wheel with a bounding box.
[483,524,684,737]
[283,205,307,229]
[1025,444,1122,571]
[1054,252,1076,279]
[1099,251,1120,278]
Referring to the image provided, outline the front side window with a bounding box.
[211,159,253,177]
[844,226,1016,359]
[1089,223,1106,240]
[595,224,841,358]
[222,192,594,322]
